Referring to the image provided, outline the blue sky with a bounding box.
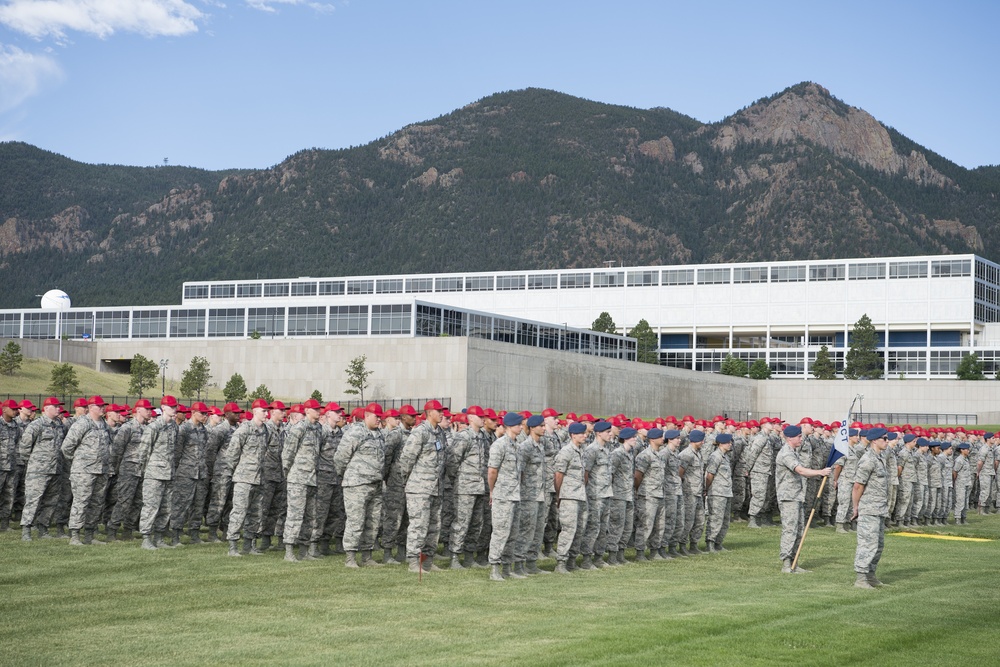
[1,0,996,171]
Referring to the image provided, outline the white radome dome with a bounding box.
[40,289,71,309]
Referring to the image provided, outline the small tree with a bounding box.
[748,359,772,380]
[47,362,80,395]
[811,345,837,380]
[128,354,159,398]
[591,312,618,335]
[248,384,274,403]
[844,314,883,379]
[720,354,748,377]
[0,341,23,376]
[249,329,262,340]
[223,373,248,402]
[956,352,985,380]
[344,354,374,403]
[627,319,659,364]
[179,356,212,400]
[310,389,323,403]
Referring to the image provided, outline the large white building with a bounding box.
[4,253,1000,380]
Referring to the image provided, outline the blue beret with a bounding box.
[986,432,995,439]
[688,430,705,443]
[859,429,870,438]
[716,433,733,444]
[502,413,523,427]
[663,429,681,440]
[568,422,586,435]
[941,442,952,450]
[958,443,970,450]
[903,433,916,443]
[886,432,897,441]
[783,425,802,438]
[849,429,859,437]
[867,427,887,440]
[915,437,929,446]
[594,421,612,433]
[619,427,638,440]
[647,428,664,440]
[526,415,544,428]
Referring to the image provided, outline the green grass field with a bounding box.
[2,515,997,666]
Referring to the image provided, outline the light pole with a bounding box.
[160,358,169,395]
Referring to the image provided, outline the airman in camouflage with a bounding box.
[169,401,209,545]
[852,428,890,588]
[633,428,666,561]
[487,412,523,581]
[258,401,288,550]
[137,397,180,549]
[744,420,774,528]
[335,402,386,567]
[204,403,240,541]
[553,422,588,573]
[282,399,323,562]
[0,400,22,532]
[704,432,733,552]
[514,415,548,575]
[607,427,636,566]
[775,424,831,573]
[224,400,271,556]
[107,399,152,540]
[580,421,613,570]
[315,404,346,556]
[445,405,488,569]
[399,400,448,573]
[381,404,416,563]
[19,397,66,540]
[677,429,706,555]
[61,396,113,545]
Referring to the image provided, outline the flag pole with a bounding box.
[790,394,861,572]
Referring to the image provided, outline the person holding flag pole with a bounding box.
[776,424,831,574]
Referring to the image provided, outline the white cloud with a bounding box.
[245,0,334,14]
[0,0,204,41]
[0,44,63,112]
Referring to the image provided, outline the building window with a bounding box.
[210,284,235,299]
[376,279,403,294]
[415,305,441,336]
[809,334,836,346]
[319,281,345,296]
[170,309,206,338]
[184,284,208,300]
[371,304,411,334]
[347,280,374,295]
[627,270,658,287]
[593,271,624,288]
[929,350,962,375]
[60,312,94,339]
[516,322,537,346]
[468,314,492,338]
[22,312,56,339]
[494,318,516,343]
[697,268,731,285]
[695,351,726,372]
[771,265,806,283]
[442,309,467,336]
[560,273,591,289]
[809,264,846,281]
[291,282,318,297]
[247,308,284,337]
[888,350,926,375]
[661,352,692,369]
[94,311,130,339]
[465,276,494,292]
[406,278,434,293]
[208,308,245,337]
[496,275,526,291]
[527,273,558,290]
[849,263,886,280]
[733,267,768,283]
[329,305,368,335]
[662,269,695,286]
[889,261,928,279]
[0,313,20,338]
[287,306,326,336]
[264,282,290,298]
[237,283,262,298]
[931,259,971,277]
[133,310,167,338]
[435,277,463,293]
[770,351,805,375]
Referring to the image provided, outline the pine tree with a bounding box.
[627,319,659,364]
[748,359,772,380]
[956,352,985,380]
[720,354,748,377]
[223,373,248,402]
[128,354,159,398]
[811,345,837,379]
[248,384,274,403]
[844,314,883,379]
[310,389,323,403]
[47,363,80,396]
[179,356,212,400]
[591,311,618,334]
[0,341,23,376]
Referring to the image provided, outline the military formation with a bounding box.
[2,396,998,587]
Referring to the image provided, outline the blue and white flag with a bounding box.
[827,410,852,466]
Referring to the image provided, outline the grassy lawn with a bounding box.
[1,515,997,666]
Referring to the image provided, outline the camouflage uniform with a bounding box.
[170,419,208,534]
[19,415,65,531]
[446,426,488,558]
[205,421,236,533]
[380,422,411,555]
[0,416,21,527]
[854,448,889,579]
[927,447,943,520]
[978,443,996,509]
[109,418,146,535]
[938,449,953,521]
[224,420,269,541]
[607,444,635,560]
[335,423,385,553]
[553,442,588,567]
[953,453,971,522]
[581,440,612,562]
[775,442,806,562]
[488,434,521,566]
[704,448,732,548]
[314,423,345,548]
[912,450,928,523]
[61,416,112,537]
[259,419,287,541]
[745,431,773,521]
[894,445,917,524]
[661,446,685,551]
[399,421,446,561]
[730,433,749,519]
[835,443,863,525]
[678,446,705,549]
[137,417,178,537]
[475,428,497,558]
[282,419,322,545]
[514,434,546,565]
[541,430,563,553]
[633,445,665,556]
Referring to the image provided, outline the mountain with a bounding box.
[2,82,998,308]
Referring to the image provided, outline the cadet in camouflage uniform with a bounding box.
[541,409,564,558]
[677,429,706,555]
[834,430,863,532]
[852,428,891,588]
[661,429,686,557]
[775,424,831,573]
[937,442,953,523]
[137,396,180,550]
[580,421,613,569]
[399,400,448,573]
[553,423,589,573]
[19,398,66,540]
[474,411,499,565]
[107,399,152,540]
[315,405,347,556]
[487,412,523,581]
[204,404,240,541]
[445,405,488,569]
[893,434,917,526]
[224,399,271,556]
[607,427,636,566]
[0,400,22,531]
[976,436,996,514]
[744,420,774,528]
[258,401,288,550]
[61,396,112,545]
[169,401,209,546]
[381,404,416,564]
[704,432,733,552]
[514,415,548,575]
[952,443,972,524]
[335,402,386,568]
[633,428,666,561]
[282,399,323,562]
[912,440,930,524]
[730,424,750,522]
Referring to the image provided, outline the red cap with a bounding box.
[541,408,560,418]
[269,400,287,411]
[682,415,695,423]
[399,404,419,417]
[324,402,343,413]
[484,408,498,421]
[423,399,445,412]
[191,402,209,413]
[466,405,486,418]
[364,402,384,417]
[42,397,62,408]
[350,407,365,420]
[452,413,467,424]
[579,413,596,423]
[160,395,178,408]
[303,398,322,410]
[208,405,223,416]
[289,404,305,415]
[85,395,106,407]
[1,399,18,410]
[20,399,38,410]
[566,413,578,421]
[242,411,252,421]
[133,399,154,410]
[223,402,241,413]
[384,408,400,418]
[73,397,88,409]
[177,404,190,414]
[250,399,269,411]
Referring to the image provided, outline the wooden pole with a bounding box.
[791,475,828,571]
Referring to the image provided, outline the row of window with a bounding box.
[663,349,972,376]
[183,259,978,300]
